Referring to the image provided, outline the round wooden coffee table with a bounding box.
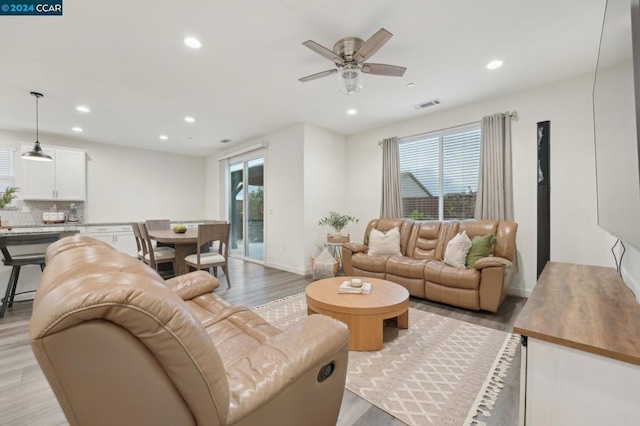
[306,277,410,351]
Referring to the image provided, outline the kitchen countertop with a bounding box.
[4,220,205,229]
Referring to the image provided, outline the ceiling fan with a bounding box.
[299,28,407,95]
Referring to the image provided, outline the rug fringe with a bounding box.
[465,332,520,425]
[252,292,305,310]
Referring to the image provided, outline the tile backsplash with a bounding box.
[0,201,85,226]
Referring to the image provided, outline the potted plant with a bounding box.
[318,211,359,238]
[0,186,19,227]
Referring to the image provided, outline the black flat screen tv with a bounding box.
[593,0,640,250]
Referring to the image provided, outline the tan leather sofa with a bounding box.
[342,219,517,312]
[30,235,350,426]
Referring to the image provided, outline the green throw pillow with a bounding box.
[466,233,496,268]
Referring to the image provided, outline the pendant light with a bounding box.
[21,91,53,162]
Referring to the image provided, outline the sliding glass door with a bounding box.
[229,156,264,261]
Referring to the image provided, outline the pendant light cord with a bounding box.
[35,94,39,142]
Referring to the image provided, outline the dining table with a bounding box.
[148,229,202,276]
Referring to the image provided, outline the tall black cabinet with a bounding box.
[537,121,550,278]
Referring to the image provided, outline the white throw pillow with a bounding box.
[444,230,473,269]
[368,227,402,256]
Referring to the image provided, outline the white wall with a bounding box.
[621,247,640,301]
[303,124,348,265]
[205,154,223,220]
[0,130,206,223]
[346,73,616,296]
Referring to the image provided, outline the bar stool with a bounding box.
[0,232,61,318]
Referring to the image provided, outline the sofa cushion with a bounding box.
[368,227,401,256]
[444,231,472,269]
[386,256,426,279]
[466,233,496,268]
[351,252,389,273]
[424,260,480,290]
[406,221,440,260]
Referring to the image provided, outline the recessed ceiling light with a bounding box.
[76,105,90,113]
[184,37,202,49]
[486,60,503,70]
[347,109,358,115]
[159,135,168,140]
[71,127,83,132]
[407,83,415,88]
[184,116,195,123]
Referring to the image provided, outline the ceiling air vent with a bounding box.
[413,99,441,110]
[220,139,232,144]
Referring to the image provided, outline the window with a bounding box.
[0,148,15,206]
[399,124,481,220]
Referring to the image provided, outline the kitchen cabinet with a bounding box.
[21,144,86,201]
[85,225,138,258]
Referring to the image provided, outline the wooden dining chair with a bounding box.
[0,232,62,318]
[185,223,231,288]
[204,220,226,250]
[138,223,176,278]
[145,219,171,230]
[130,222,145,261]
[146,219,174,249]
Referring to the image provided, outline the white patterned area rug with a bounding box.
[253,293,519,426]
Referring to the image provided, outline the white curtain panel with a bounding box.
[380,137,403,218]
[475,113,514,221]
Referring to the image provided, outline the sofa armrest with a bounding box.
[225,314,350,424]
[164,271,220,300]
[343,242,367,253]
[473,256,512,270]
[342,243,367,276]
[476,257,515,313]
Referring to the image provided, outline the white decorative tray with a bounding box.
[338,281,372,294]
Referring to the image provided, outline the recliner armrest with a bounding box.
[343,242,367,254]
[473,256,512,270]
[164,271,220,300]
[225,314,349,424]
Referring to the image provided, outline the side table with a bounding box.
[326,235,349,271]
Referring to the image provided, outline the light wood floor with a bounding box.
[0,258,526,426]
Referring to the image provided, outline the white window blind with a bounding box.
[0,148,15,194]
[399,124,481,220]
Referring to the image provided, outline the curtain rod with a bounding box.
[377,110,518,145]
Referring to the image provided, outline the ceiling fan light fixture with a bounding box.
[22,91,53,162]
[338,64,362,95]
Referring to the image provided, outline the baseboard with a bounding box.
[507,287,531,298]
[263,261,307,276]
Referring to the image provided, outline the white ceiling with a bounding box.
[0,0,606,156]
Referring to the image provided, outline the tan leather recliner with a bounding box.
[30,235,350,426]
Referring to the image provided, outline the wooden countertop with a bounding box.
[513,262,640,366]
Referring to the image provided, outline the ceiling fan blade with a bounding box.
[354,28,393,63]
[302,40,345,66]
[298,68,338,82]
[362,63,407,77]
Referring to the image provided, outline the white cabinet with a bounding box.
[86,225,138,258]
[514,263,640,426]
[22,145,86,201]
